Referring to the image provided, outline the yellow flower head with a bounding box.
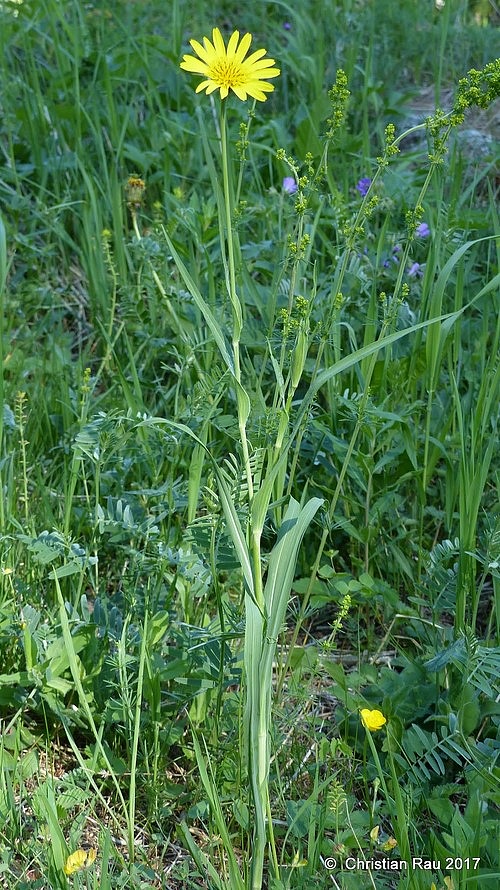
[360,708,387,731]
[63,848,97,875]
[180,28,280,101]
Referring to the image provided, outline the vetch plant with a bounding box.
[415,222,430,238]
[282,175,298,194]
[356,176,372,197]
[408,262,424,279]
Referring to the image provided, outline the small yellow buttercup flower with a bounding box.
[63,848,97,875]
[180,27,280,101]
[360,708,387,731]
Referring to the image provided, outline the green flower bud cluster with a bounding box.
[426,107,450,164]
[236,119,250,160]
[294,193,308,214]
[364,195,380,217]
[405,204,424,238]
[287,232,310,257]
[377,123,400,166]
[342,222,365,239]
[452,60,500,125]
[279,296,310,337]
[326,69,350,140]
[328,778,348,814]
[424,61,500,164]
[80,367,92,401]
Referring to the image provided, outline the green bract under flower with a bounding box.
[180,27,280,101]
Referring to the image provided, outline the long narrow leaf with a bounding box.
[260,497,323,675]
[178,822,226,890]
[161,225,234,373]
[190,730,245,889]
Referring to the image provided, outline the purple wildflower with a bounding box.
[415,222,430,238]
[356,177,372,197]
[282,176,298,195]
[283,22,292,31]
[408,262,423,278]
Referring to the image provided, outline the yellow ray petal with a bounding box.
[189,38,212,64]
[232,84,249,101]
[202,34,217,57]
[233,31,252,64]
[212,28,226,56]
[180,56,210,75]
[244,62,280,76]
[245,79,275,91]
[244,48,267,66]
[226,30,241,59]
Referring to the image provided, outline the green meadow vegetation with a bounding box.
[0,0,499,887]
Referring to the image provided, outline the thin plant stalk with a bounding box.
[363,724,412,878]
[0,214,7,529]
[219,103,255,504]
[217,104,280,886]
[128,607,149,864]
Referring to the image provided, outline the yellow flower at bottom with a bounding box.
[360,708,387,731]
[180,27,280,101]
[63,848,97,875]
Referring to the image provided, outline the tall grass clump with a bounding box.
[0,1,499,889]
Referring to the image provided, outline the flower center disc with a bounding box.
[211,61,243,87]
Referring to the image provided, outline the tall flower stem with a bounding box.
[364,724,412,875]
[220,104,270,888]
[0,214,7,530]
[220,105,241,359]
[220,103,254,504]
